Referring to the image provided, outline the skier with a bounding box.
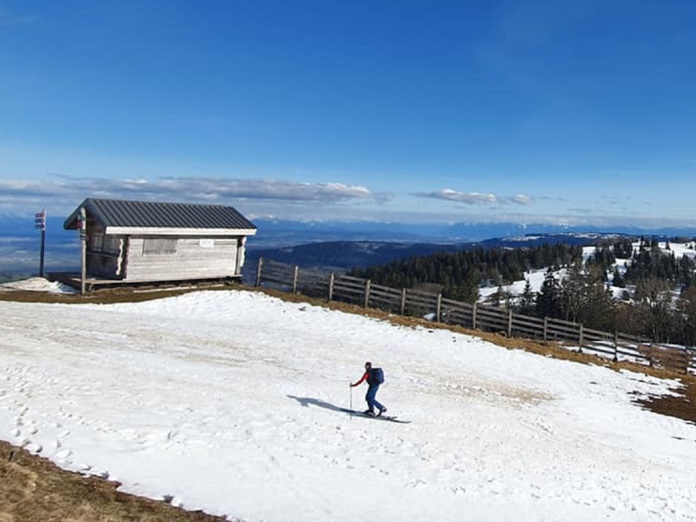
[350,361,387,416]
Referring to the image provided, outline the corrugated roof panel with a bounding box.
[65,198,256,231]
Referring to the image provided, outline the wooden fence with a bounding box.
[255,258,696,375]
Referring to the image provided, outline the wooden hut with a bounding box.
[63,198,256,284]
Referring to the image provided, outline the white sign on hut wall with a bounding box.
[199,239,215,248]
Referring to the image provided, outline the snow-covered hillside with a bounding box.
[1,286,695,521]
[480,240,696,304]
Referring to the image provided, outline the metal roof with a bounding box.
[64,198,256,233]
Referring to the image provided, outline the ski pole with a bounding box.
[349,382,353,419]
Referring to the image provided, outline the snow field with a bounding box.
[1,289,695,521]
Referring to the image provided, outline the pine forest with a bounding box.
[349,237,696,347]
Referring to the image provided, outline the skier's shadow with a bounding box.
[287,395,348,413]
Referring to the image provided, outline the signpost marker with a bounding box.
[34,209,46,277]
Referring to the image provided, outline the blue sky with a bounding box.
[1,0,695,228]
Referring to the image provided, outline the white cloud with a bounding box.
[2,175,695,229]
[415,189,532,206]
[0,176,380,216]
[510,193,533,205]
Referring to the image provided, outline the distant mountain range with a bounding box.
[242,232,627,280]
[246,218,696,248]
[2,213,696,281]
[241,219,696,277]
[240,230,696,289]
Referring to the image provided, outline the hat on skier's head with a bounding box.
[364,361,372,369]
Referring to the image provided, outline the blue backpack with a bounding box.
[370,367,385,385]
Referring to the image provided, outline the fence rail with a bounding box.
[255,258,695,375]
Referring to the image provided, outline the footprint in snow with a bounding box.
[55,448,73,462]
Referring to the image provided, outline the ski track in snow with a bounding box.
[1,290,696,521]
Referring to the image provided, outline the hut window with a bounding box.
[91,232,105,251]
[142,238,177,255]
[90,233,122,254]
[104,236,122,254]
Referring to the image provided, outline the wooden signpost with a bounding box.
[34,209,46,277]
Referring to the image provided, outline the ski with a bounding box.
[341,408,411,424]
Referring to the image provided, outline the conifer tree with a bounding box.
[518,279,536,316]
[536,268,562,319]
[634,277,674,342]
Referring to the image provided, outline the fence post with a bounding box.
[684,348,690,375]
[292,266,299,294]
[578,324,584,353]
[472,302,477,329]
[255,258,264,287]
[507,309,513,338]
[328,273,335,302]
[613,331,619,362]
[400,288,407,315]
[543,317,548,342]
[364,279,371,309]
[436,293,442,323]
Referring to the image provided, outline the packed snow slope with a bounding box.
[1,288,696,522]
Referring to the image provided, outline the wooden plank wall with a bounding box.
[125,237,240,282]
[256,258,696,375]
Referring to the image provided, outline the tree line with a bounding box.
[349,237,696,346]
